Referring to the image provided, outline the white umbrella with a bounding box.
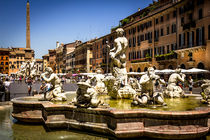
[157,69,175,74]
[182,68,210,74]
[127,72,145,75]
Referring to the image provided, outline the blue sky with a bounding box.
[0,0,153,58]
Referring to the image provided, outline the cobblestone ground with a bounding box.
[0,81,202,101]
[8,81,78,99]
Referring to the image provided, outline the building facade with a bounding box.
[42,54,49,72]
[74,40,95,73]
[66,51,75,73]
[48,49,56,72]
[120,0,210,72]
[0,48,10,74]
[35,59,43,75]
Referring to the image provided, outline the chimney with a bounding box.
[138,8,141,11]
[56,41,60,48]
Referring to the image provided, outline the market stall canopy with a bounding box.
[127,72,145,75]
[181,68,210,74]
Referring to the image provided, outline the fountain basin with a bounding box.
[11,93,210,139]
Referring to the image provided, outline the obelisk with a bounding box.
[26,0,30,49]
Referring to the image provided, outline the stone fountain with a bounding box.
[11,28,210,139]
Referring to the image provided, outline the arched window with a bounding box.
[180,64,186,69]
[137,68,141,72]
[144,67,148,72]
[168,65,173,69]
[197,62,205,69]
[129,68,133,72]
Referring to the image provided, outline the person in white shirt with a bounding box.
[3,78,11,92]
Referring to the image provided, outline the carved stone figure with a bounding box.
[105,28,136,99]
[164,67,186,98]
[129,77,141,93]
[17,59,38,78]
[87,69,107,94]
[132,67,166,106]
[73,82,101,108]
[40,67,67,101]
[200,79,210,104]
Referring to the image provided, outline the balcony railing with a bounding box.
[182,20,196,30]
[131,57,152,63]
[155,52,177,61]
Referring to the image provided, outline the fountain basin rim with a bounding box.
[11,96,210,119]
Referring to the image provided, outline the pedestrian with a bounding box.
[0,80,6,101]
[188,76,193,94]
[26,76,33,96]
[3,78,11,93]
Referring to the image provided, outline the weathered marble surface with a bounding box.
[132,67,166,106]
[200,79,210,104]
[41,67,67,101]
[164,67,186,98]
[17,59,38,78]
[11,96,210,139]
[73,82,101,108]
[105,28,136,99]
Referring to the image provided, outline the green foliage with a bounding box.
[120,18,130,26]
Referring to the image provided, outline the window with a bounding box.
[173,10,177,18]
[133,36,136,47]
[148,32,152,43]
[129,38,132,47]
[154,30,159,41]
[155,18,159,24]
[181,17,184,24]
[179,6,184,15]
[5,62,8,65]
[196,27,205,46]
[167,26,170,35]
[160,16,164,22]
[189,13,193,21]
[179,33,185,48]
[167,14,170,20]
[197,0,204,5]
[187,31,194,47]
[137,35,141,46]
[132,27,136,34]
[137,25,140,32]
[167,45,170,53]
[171,24,177,33]
[198,9,203,20]
[161,28,164,36]
[1,57,3,60]
[208,25,210,40]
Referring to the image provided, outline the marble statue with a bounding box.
[104,28,136,99]
[129,77,141,93]
[40,67,67,101]
[164,67,186,98]
[17,59,38,78]
[132,67,166,106]
[200,79,210,104]
[89,69,107,94]
[73,82,101,108]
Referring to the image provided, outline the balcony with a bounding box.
[131,57,152,63]
[182,20,196,30]
[155,52,177,61]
